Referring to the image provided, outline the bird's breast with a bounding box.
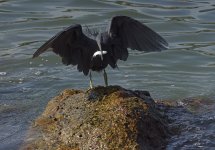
[90,51,108,72]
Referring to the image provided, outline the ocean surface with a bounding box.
[0,0,215,149]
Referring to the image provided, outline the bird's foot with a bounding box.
[86,82,93,93]
[86,87,92,93]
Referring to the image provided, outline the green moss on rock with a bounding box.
[21,86,170,150]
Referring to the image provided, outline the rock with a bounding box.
[21,86,171,150]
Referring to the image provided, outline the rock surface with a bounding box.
[21,86,171,150]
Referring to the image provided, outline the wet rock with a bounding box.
[156,97,215,149]
[21,86,171,150]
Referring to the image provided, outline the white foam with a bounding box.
[0,72,7,76]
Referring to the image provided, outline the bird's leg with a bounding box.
[103,69,108,87]
[89,71,93,89]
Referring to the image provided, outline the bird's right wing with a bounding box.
[33,24,98,75]
[107,16,168,61]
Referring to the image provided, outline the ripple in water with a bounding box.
[164,97,215,149]
[0,72,7,76]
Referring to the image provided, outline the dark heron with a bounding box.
[33,16,168,88]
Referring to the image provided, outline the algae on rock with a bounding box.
[22,86,170,150]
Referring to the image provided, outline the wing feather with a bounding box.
[108,16,168,61]
[33,24,98,75]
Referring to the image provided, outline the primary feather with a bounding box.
[106,16,168,62]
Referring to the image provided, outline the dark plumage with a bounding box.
[33,16,168,88]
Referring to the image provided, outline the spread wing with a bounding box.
[107,16,168,61]
[33,24,98,75]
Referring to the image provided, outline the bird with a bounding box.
[33,16,168,89]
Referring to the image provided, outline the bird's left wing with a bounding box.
[107,16,168,61]
[33,24,98,75]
